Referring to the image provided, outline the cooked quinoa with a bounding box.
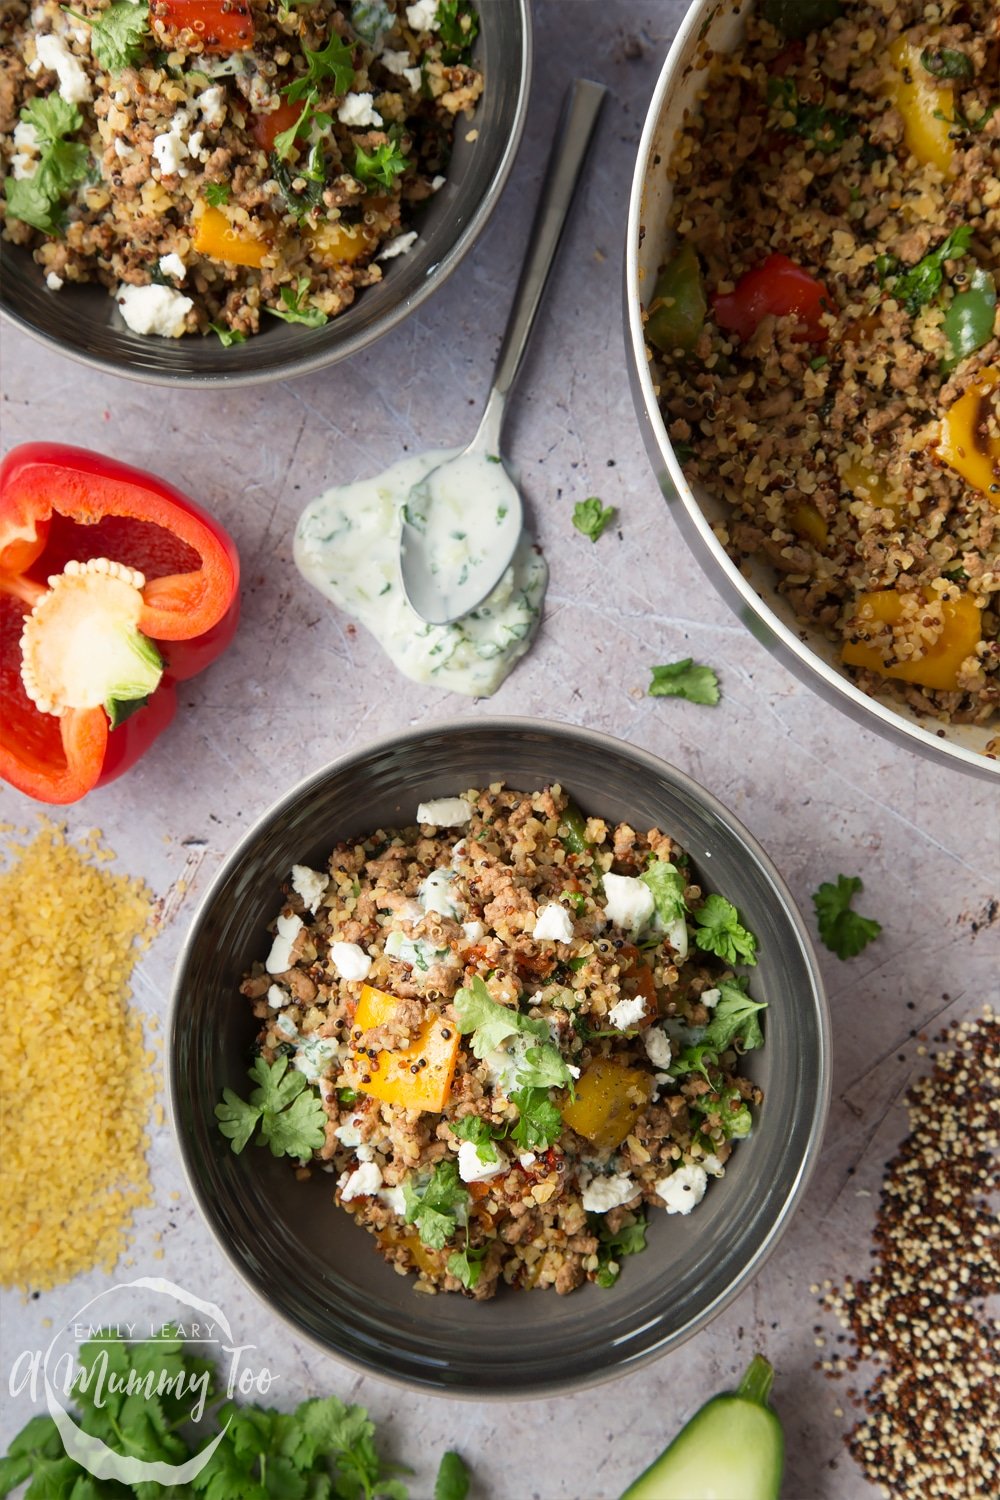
[648,0,999,733]
[0,0,482,338]
[231,785,766,1299]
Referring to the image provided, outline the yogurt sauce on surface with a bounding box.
[294,451,548,697]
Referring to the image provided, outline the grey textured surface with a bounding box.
[1,3,998,1497]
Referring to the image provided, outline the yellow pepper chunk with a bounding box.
[790,502,829,549]
[193,204,269,267]
[888,36,955,175]
[938,366,1000,503]
[352,983,459,1113]
[376,1226,440,1276]
[560,1056,653,1152]
[307,221,376,264]
[842,590,982,692]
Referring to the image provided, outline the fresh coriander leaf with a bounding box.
[690,1082,753,1139]
[640,859,687,926]
[572,496,616,542]
[919,46,973,80]
[766,76,854,154]
[353,139,408,188]
[215,1088,264,1152]
[593,1212,647,1287]
[435,1449,471,1500]
[403,1160,468,1249]
[509,1086,562,1151]
[445,1245,487,1292]
[436,0,479,62]
[648,658,721,706]
[874,251,899,284]
[566,891,587,914]
[702,977,767,1052]
[21,93,82,143]
[259,1086,327,1156]
[518,1043,575,1092]
[338,1086,358,1104]
[286,32,356,104]
[449,1115,501,1162]
[454,975,531,1055]
[668,1041,718,1085]
[204,182,231,206]
[693,893,758,966]
[273,98,313,162]
[209,323,247,347]
[216,1056,326,1158]
[4,96,88,235]
[812,874,882,959]
[267,277,328,328]
[20,1455,86,1497]
[891,225,973,315]
[69,2,148,73]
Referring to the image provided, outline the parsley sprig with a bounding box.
[437,0,480,63]
[354,138,409,188]
[267,277,329,327]
[886,225,974,315]
[215,1054,327,1157]
[693,893,758,966]
[919,45,973,81]
[572,496,617,542]
[454,976,576,1091]
[67,1,148,73]
[4,95,89,235]
[649,658,721,706]
[592,1213,647,1288]
[402,1159,469,1248]
[1,1324,465,1498]
[812,874,882,959]
[767,77,855,155]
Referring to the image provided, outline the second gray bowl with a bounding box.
[170,718,829,1396]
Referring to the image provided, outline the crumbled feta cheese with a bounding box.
[384,929,456,970]
[264,911,304,974]
[188,130,210,163]
[378,48,423,93]
[196,84,227,128]
[330,941,372,982]
[419,867,463,919]
[406,0,439,30]
[337,92,383,128]
[152,123,189,177]
[378,1184,407,1215]
[416,797,473,827]
[339,1161,383,1201]
[602,874,655,935]
[662,915,689,961]
[581,1172,638,1214]
[113,137,134,160]
[567,1063,581,1079]
[702,1154,726,1178]
[335,1115,364,1149]
[158,253,186,282]
[643,1026,673,1070]
[462,920,485,943]
[532,902,574,944]
[11,122,40,180]
[457,1139,507,1183]
[293,1034,342,1082]
[519,1152,536,1168]
[431,173,446,191]
[291,863,328,914]
[35,34,92,105]
[655,1163,708,1215]
[45,271,64,291]
[377,231,418,261]
[267,983,289,1009]
[276,1011,296,1038]
[608,995,646,1031]
[701,987,721,1009]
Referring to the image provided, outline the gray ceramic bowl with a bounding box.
[0,4,530,387]
[625,0,998,780]
[170,718,829,1396]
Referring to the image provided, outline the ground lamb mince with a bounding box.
[650,0,999,734]
[239,784,765,1299]
[0,0,482,337]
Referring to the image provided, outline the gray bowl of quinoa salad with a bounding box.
[625,0,1000,778]
[170,719,829,1396]
[0,1,530,386]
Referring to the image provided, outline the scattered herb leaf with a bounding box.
[648,658,721,706]
[449,1114,501,1163]
[402,1160,468,1249]
[267,276,328,327]
[208,322,246,347]
[702,976,767,1052]
[435,1449,471,1500]
[4,95,88,235]
[640,859,688,928]
[436,0,479,63]
[215,1055,326,1157]
[445,1241,487,1292]
[812,874,882,959]
[572,496,616,542]
[766,77,854,154]
[693,893,758,966]
[509,1086,563,1152]
[204,181,231,206]
[890,225,973,315]
[919,46,973,80]
[353,138,408,188]
[592,1213,647,1287]
[67,1,148,73]
[286,31,356,103]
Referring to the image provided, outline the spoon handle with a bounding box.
[475,77,607,450]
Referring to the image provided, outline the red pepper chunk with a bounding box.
[712,254,831,344]
[151,0,255,54]
[251,98,303,155]
[0,444,240,805]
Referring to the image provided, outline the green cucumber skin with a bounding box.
[620,1392,784,1500]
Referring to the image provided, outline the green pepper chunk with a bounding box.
[942,268,996,373]
[644,243,707,357]
[560,801,591,856]
[761,0,842,39]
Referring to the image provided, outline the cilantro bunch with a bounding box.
[216,1055,327,1157]
[0,1325,471,1499]
[4,95,89,235]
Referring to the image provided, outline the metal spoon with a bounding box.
[399,77,606,625]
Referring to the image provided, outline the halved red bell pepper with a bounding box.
[150,0,255,54]
[713,253,832,343]
[0,443,240,805]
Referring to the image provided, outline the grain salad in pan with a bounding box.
[217,785,766,1298]
[647,0,999,737]
[0,0,481,339]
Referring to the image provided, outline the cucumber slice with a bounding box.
[19,558,163,723]
[620,1356,784,1500]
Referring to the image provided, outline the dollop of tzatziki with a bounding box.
[293,451,547,698]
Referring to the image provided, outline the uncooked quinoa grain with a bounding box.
[0,822,156,1291]
[820,1010,999,1498]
